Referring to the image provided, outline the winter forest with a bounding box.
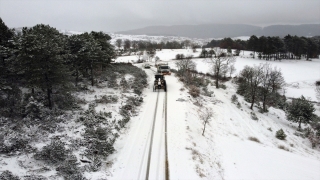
[1,17,320,180]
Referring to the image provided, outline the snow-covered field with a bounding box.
[117,48,320,102]
[110,49,320,179]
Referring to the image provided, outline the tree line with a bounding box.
[205,35,320,60]
[0,18,116,115]
[115,38,200,53]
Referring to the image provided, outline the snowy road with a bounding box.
[110,64,201,180]
[110,67,167,180]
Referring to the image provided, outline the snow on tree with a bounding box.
[198,107,214,136]
[286,95,315,130]
[15,24,69,109]
[206,48,236,88]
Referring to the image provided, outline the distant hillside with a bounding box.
[116,24,320,38]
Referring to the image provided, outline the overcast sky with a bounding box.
[0,0,319,32]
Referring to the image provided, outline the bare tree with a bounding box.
[207,48,236,88]
[259,64,285,112]
[175,55,196,85]
[175,56,196,72]
[198,107,214,136]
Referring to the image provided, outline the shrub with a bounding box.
[248,137,260,143]
[95,95,118,104]
[86,155,102,172]
[220,84,227,89]
[78,103,110,127]
[278,145,289,151]
[118,117,130,128]
[56,155,85,179]
[34,140,68,164]
[202,87,213,97]
[23,175,47,180]
[275,129,287,140]
[85,139,115,157]
[189,85,200,98]
[0,170,20,180]
[250,112,258,120]
[0,129,30,154]
[236,102,241,108]
[84,127,111,141]
[308,130,320,148]
[231,94,238,103]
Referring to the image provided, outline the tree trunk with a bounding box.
[47,87,52,109]
[298,119,302,130]
[44,73,52,109]
[91,66,94,86]
[215,67,220,88]
[75,68,79,87]
[263,95,267,112]
[202,122,207,136]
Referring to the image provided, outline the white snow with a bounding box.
[1,47,320,179]
[110,49,320,179]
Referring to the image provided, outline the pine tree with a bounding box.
[286,95,315,130]
[15,24,69,109]
[275,129,287,140]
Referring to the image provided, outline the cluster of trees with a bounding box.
[115,39,200,53]
[236,63,285,112]
[205,35,320,60]
[0,18,115,115]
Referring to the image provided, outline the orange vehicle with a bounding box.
[157,63,171,75]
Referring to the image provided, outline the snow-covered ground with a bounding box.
[111,49,320,179]
[1,48,319,179]
[117,49,320,102]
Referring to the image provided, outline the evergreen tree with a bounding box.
[15,24,69,109]
[0,18,21,117]
[286,95,315,130]
[247,35,259,58]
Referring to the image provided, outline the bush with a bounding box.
[56,155,85,179]
[86,155,102,172]
[23,175,47,180]
[250,112,258,120]
[248,137,260,143]
[308,130,320,148]
[278,145,289,151]
[202,87,213,97]
[231,94,238,103]
[84,127,111,141]
[236,102,241,108]
[220,84,227,89]
[0,129,30,154]
[275,129,287,140]
[0,170,20,180]
[189,85,200,98]
[85,139,115,157]
[78,103,110,128]
[95,95,118,104]
[34,139,68,164]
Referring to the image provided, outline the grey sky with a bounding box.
[0,0,319,32]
